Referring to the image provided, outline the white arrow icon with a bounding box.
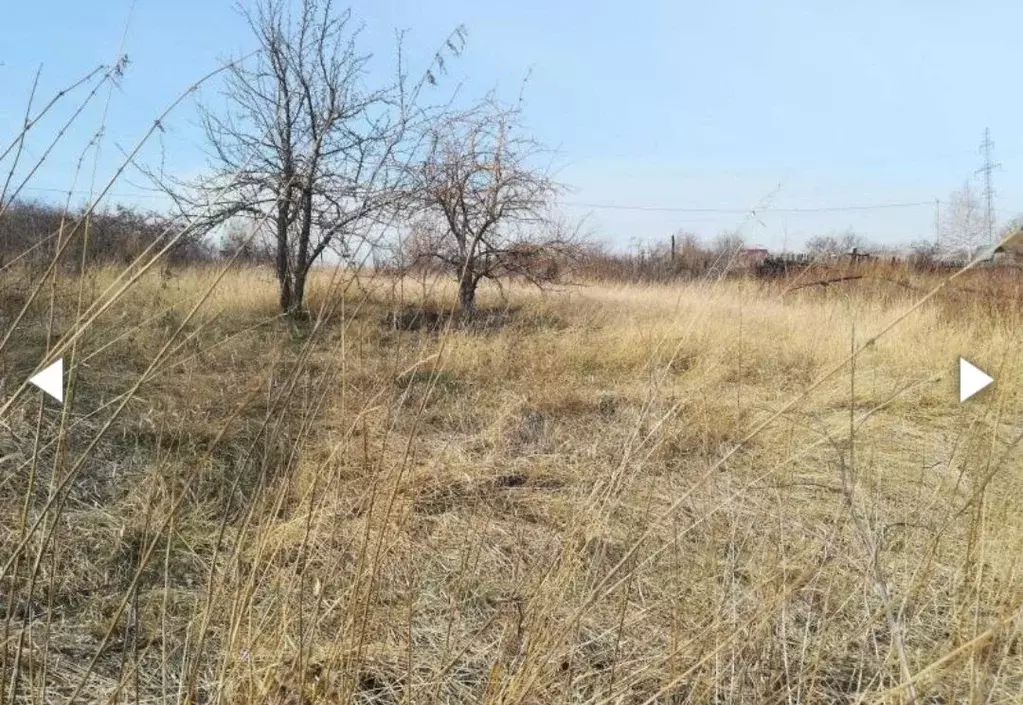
[959,357,994,403]
[28,359,63,404]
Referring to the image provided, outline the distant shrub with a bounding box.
[572,235,715,283]
[0,199,213,269]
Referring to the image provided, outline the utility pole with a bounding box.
[934,198,940,248]
[977,128,1000,244]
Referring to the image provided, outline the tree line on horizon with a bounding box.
[7,195,1018,287]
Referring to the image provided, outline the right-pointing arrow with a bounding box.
[959,357,994,403]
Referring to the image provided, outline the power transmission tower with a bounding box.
[977,128,1000,244]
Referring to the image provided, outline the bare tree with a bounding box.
[907,239,943,270]
[170,0,465,316]
[805,229,872,258]
[804,234,837,257]
[219,217,274,262]
[385,214,443,273]
[939,182,986,257]
[712,230,745,257]
[707,229,746,276]
[408,97,569,318]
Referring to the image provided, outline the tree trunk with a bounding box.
[276,250,293,314]
[277,273,294,314]
[458,269,477,322]
[278,185,315,319]
[275,203,293,314]
[291,267,308,319]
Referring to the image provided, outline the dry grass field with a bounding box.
[1,262,1023,703]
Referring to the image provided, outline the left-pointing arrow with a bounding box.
[28,359,63,404]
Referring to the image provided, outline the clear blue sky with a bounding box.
[3,0,1023,251]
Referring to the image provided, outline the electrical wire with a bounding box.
[563,200,936,214]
